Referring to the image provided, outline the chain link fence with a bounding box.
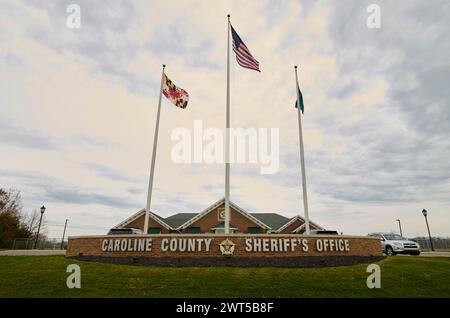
[11,238,67,250]
[411,237,450,250]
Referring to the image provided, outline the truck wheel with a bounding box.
[386,246,395,256]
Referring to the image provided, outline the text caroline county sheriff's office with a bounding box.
[101,237,351,253]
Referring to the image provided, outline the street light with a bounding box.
[396,219,403,237]
[34,205,46,249]
[422,209,434,251]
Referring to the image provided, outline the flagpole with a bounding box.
[144,64,166,235]
[224,14,231,235]
[295,65,310,235]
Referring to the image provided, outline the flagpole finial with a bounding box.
[294,65,298,69]
[162,64,166,68]
[227,14,230,18]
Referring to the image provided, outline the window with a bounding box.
[186,227,201,234]
[248,227,262,234]
[384,234,405,241]
[148,227,161,234]
[214,228,235,234]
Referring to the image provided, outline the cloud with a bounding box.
[326,0,450,137]
[0,169,141,209]
[69,135,119,148]
[46,187,138,209]
[327,81,360,100]
[259,0,450,208]
[126,187,144,195]
[1,0,449,237]
[0,121,119,151]
[0,121,59,150]
[84,162,144,183]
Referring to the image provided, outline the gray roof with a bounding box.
[151,212,169,226]
[157,212,293,231]
[250,213,291,231]
[117,199,318,231]
[163,213,198,228]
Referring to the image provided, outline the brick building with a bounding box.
[114,198,323,234]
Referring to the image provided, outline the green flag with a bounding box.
[295,84,304,114]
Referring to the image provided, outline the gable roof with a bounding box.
[292,223,306,233]
[163,213,197,228]
[250,213,290,231]
[114,209,173,230]
[177,198,271,230]
[276,215,324,233]
[114,199,323,232]
[291,219,323,233]
[276,215,303,233]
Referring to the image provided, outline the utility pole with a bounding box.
[396,219,403,237]
[60,219,68,249]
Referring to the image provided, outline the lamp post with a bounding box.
[60,219,68,250]
[422,209,434,251]
[396,219,403,237]
[34,205,46,249]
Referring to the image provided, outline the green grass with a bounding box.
[0,256,449,297]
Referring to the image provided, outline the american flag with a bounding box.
[230,24,260,72]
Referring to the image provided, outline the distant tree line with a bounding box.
[0,188,48,248]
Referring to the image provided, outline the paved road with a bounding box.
[420,251,450,257]
[0,250,66,256]
[395,252,450,257]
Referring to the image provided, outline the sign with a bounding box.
[220,239,235,255]
[67,234,383,263]
[99,237,351,255]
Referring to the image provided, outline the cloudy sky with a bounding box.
[1,0,449,239]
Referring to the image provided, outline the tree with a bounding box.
[0,188,48,248]
[23,208,48,242]
[0,188,28,247]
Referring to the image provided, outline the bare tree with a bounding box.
[23,209,48,241]
[0,188,22,215]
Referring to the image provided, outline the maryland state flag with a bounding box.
[162,73,189,109]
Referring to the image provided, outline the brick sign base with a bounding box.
[66,234,384,267]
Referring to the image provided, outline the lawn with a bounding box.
[0,256,449,297]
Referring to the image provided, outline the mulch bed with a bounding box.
[67,255,385,268]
